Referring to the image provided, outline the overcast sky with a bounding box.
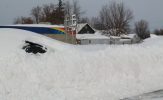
[0,0,163,30]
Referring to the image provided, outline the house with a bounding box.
[76,23,111,45]
[76,33,110,45]
[75,24,141,45]
[109,34,141,44]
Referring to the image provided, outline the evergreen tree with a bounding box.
[54,0,64,24]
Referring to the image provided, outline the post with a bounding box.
[64,14,77,44]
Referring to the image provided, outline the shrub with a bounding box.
[134,20,150,39]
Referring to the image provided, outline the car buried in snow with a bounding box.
[0,28,163,100]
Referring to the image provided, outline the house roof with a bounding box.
[77,23,95,33]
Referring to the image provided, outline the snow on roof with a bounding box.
[6,24,64,28]
[76,33,110,40]
[120,34,136,39]
[110,36,121,39]
[77,23,87,33]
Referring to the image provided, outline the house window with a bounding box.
[89,40,91,44]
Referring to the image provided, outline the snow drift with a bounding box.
[0,28,163,100]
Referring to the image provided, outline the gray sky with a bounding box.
[0,0,163,30]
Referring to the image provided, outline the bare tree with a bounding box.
[72,0,85,22]
[14,16,34,24]
[99,5,109,30]
[32,0,64,25]
[64,0,72,16]
[134,20,150,39]
[41,4,55,23]
[99,1,133,36]
[13,17,22,24]
[13,0,85,25]
[41,0,64,24]
[91,17,104,30]
[154,29,163,35]
[80,17,90,23]
[31,6,42,24]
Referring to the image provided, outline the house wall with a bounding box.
[78,38,141,45]
[79,39,110,45]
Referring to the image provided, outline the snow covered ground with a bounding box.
[0,28,163,100]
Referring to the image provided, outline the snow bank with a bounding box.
[5,24,64,28]
[0,28,163,100]
[141,35,163,46]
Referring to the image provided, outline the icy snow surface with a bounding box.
[0,28,163,100]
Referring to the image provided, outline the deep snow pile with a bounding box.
[0,28,163,100]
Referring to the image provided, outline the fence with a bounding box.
[78,38,141,45]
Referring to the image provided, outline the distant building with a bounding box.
[76,23,110,45]
[77,23,95,34]
[76,33,110,45]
